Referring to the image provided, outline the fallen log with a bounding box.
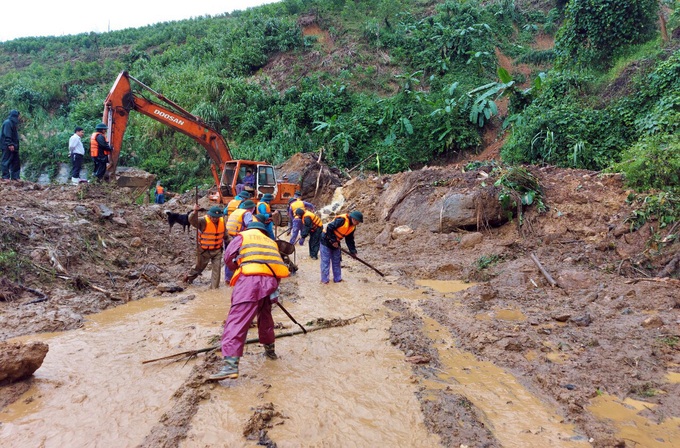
[530,252,558,288]
[625,277,680,286]
[142,314,367,365]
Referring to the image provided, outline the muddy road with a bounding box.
[1,162,679,447]
[1,251,591,447]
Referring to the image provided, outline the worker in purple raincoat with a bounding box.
[209,221,290,381]
[319,211,363,284]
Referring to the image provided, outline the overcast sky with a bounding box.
[1,1,280,42]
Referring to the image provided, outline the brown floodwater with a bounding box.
[1,253,675,446]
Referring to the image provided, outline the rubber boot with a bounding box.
[263,343,277,360]
[209,356,239,380]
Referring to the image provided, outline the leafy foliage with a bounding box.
[0,0,675,204]
[493,165,546,225]
[625,191,679,231]
[555,0,659,69]
[613,134,680,194]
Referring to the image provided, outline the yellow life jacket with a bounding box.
[227,208,247,236]
[332,214,356,240]
[303,210,322,230]
[290,199,305,215]
[199,216,225,250]
[226,198,242,215]
[230,229,290,285]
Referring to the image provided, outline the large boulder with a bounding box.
[0,341,49,383]
[389,187,506,232]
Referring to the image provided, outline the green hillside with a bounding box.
[0,0,678,214]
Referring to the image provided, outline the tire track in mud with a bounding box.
[385,298,500,447]
[136,360,214,448]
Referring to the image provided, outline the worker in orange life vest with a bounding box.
[319,211,363,284]
[296,208,323,259]
[154,181,165,204]
[288,192,315,246]
[183,205,227,289]
[90,123,113,182]
[224,199,257,285]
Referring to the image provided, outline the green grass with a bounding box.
[599,38,662,86]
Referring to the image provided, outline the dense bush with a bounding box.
[0,0,675,203]
[501,102,627,170]
[555,0,659,69]
[613,134,680,193]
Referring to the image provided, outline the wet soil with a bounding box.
[0,156,679,447]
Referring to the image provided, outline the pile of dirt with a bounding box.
[0,180,199,339]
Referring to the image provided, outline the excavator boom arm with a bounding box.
[103,71,232,176]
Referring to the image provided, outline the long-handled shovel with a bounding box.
[275,301,307,334]
[340,248,385,277]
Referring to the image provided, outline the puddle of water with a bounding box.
[494,308,527,322]
[0,288,223,447]
[666,371,680,383]
[421,316,588,447]
[588,394,680,447]
[415,279,474,294]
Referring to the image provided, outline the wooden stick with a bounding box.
[530,252,558,288]
[347,151,377,174]
[340,248,385,277]
[143,327,313,364]
[625,277,680,286]
[314,148,324,199]
[142,314,368,364]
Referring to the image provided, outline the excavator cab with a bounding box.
[219,161,278,201]
[256,165,277,197]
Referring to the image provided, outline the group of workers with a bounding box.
[1,109,113,183]
[68,122,114,184]
[178,185,363,381]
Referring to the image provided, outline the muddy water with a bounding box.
[2,251,666,447]
[183,261,439,447]
[588,394,680,447]
[0,292,225,447]
[415,279,474,294]
[420,316,588,447]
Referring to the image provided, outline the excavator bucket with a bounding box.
[114,167,155,192]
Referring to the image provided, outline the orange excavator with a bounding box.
[102,70,297,211]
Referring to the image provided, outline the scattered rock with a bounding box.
[553,313,571,322]
[112,217,128,226]
[504,339,523,351]
[641,315,664,328]
[98,204,114,218]
[0,341,49,383]
[392,225,414,238]
[405,355,431,364]
[556,270,596,291]
[460,232,483,248]
[571,313,593,327]
[157,283,184,293]
[612,224,631,237]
